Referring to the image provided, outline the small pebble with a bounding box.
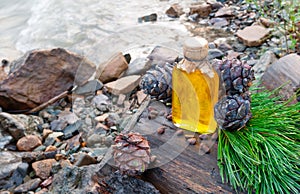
[188,137,197,145]
[150,155,157,163]
[148,110,158,120]
[199,134,209,140]
[157,126,166,134]
[211,132,218,141]
[45,145,57,152]
[166,114,172,121]
[175,129,184,136]
[199,143,210,154]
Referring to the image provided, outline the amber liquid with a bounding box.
[172,66,219,134]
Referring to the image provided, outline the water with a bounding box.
[0,0,199,65]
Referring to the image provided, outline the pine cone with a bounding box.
[214,94,252,131]
[218,59,255,95]
[113,132,151,176]
[139,63,173,102]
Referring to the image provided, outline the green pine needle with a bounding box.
[218,87,300,194]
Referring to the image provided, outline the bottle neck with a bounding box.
[177,57,215,78]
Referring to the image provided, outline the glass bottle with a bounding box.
[172,37,219,134]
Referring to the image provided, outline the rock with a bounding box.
[50,119,68,131]
[260,17,275,28]
[236,25,270,47]
[227,50,241,60]
[74,153,97,167]
[0,48,95,112]
[0,112,43,140]
[217,42,232,52]
[253,51,277,79]
[137,90,148,105]
[261,54,300,102]
[45,145,57,152]
[96,52,129,83]
[209,17,228,27]
[35,188,49,194]
[91,94,110,111]
[215,7,234,17]
[86,134,106,147]
[58,110,79,125]
[0,65,7,82]
[17,135,42,151]
[101,172,160,194]
[14,178,41,193]
[147,46,179,66]
[0,152,22,189]
[207,0,224,10]
[62,121,82,140]
[40,176,53,188]
[0,134,13,150]
[189,3,212,18]
[208,49,225,60]
[2,162,28,190]
[32,159,56,179]
[138,13,157,23]
[123,58,151,77]
[105,75,141,95]
[74,80,103,95]
[49,166,83,193]
[232,41,246,52]
[166,3,184,18]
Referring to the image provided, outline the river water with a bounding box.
[0,0,201,65]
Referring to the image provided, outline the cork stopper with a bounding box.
[183,37,208,61]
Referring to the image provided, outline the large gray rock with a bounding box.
[261,53,300,102]
[0,112,43,140]
[0,48,96,112]
[0,152,22,190]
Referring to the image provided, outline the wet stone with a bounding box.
[138,13,157,23]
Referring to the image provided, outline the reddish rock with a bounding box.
[32,159,56,179]
[0,65,7,82]
[166,3,184,18]
[0,48,95,112]
[261,54,300,102]
[96,52,128,83]
[105,75,141,95]
[215,7,234,17]
[136,90,148,105]
[45,145,57,152]
[236,25,270,46]
[189,3,212,18]
[17,135,42,151]
[260,17,275,28]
